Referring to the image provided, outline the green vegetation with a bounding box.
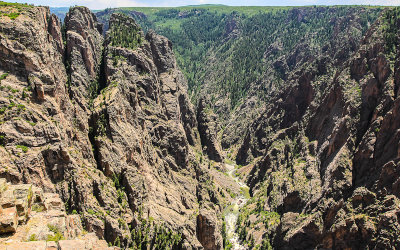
[47,224,65,242]
[0,72,8,82]
[111,173,128,209]
[17,104,25,112]
[240,186,250,199]
[130,207,182,249]
[0,135,5,146]
[87,208,96,215]
[27,120,36,126]
[31,204,45,212]
[28,234,38,241]
[0,1,33,20]
[0,1,32,8]
[382,7,400,56]
[16,144,28,153]
[8,101,16,108]
[95,112,108,136]
[97,6,381,108]
[109,13,143,49]
[221,220,232,249]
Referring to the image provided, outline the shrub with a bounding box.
[0,72,8,81]
[47,224,64,242]
[31,204,45,212]
[17,104,26,112]
[28,234,37,241]
[16,144,28,153]
[46,232,64,242]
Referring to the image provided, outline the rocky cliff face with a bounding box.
[0,5,225,249]
[234,9,400,249]
[0,179,113,249]
[197,98,223,162]
[2,3,400,250]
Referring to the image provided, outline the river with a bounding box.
[224,164,249,250]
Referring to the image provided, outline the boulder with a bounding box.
[0,189,15,209]
[11,184,33,224]
[46,241,58,250]
[44,193,64,211]
[0,206,18,233]
[65,214,83,239]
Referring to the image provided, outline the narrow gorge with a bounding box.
[0,2,400,250]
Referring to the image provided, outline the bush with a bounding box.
[0,72,8,81]
[17,104,26,112]
[47,224,64,242]
[28,234,37,241]
[16,145,28,153]
[31,204,45,212]
[47,232,64,242]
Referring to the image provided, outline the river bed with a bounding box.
[224,164,249,250]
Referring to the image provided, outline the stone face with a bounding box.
[11,184,33,224]
[65,6,104,115]
[197,98,223,162]
[0,189,15,209]
[0,181,111,248]
[0,179,8,195]
[146,30,176,73]
[0,207,18,234]
[6,4,400,250]
[71,12,221,248]
[196,209,223,250]
[0,4,222,249]
[233,9,400,249]
[46,241,58,250]
[43,193,64,211]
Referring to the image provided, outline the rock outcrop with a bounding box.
[0,179,112,249]
[0,5,224,249]
[2,3,399,250]
[197,98,223,162]
[234,9,400,249]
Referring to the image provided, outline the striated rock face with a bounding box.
[0,5,224,249]
[0,179,112,249]
[65,6,104,115]
[196,209,223,250]
[90,12,204,246]
[3,4,400,250]
[235,9,400,249]
[197,98,223,162]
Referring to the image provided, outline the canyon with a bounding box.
[0,2,399,249]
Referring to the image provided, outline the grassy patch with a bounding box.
[31,204,45,212]
[16,144,28,153]
[0,1,32,20]
[0,72,8,81]
[240,186,250,199]
[27,234,37,241]
[47,224,64,242]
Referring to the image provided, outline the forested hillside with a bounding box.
[96,6,381,106]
